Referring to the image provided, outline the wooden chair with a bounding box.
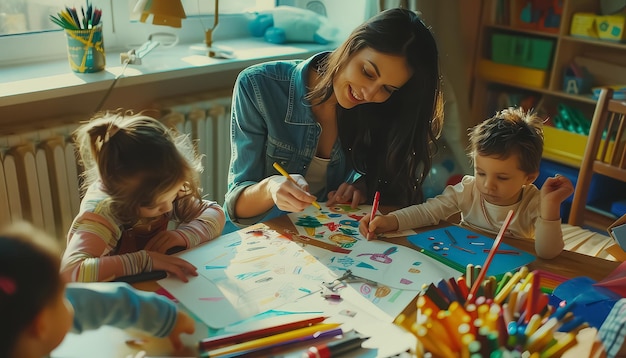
[568,88,626,230]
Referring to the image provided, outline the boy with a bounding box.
[359,107,574,259]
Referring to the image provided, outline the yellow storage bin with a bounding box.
[478,59,548,88]
[543,125,615,167]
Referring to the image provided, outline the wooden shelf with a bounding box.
[471,0,626,127]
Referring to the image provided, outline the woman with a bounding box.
[225,7,444,227]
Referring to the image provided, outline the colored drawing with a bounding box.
[158,224,334,328]
[287,204,460,293]
[407,225,535,277]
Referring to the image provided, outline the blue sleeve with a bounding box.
[66,282,177,338]
[224,68,275,225]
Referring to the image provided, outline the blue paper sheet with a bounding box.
[407,225,535,277]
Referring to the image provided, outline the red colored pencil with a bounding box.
[198,316,327,351]
[466,210,515,304]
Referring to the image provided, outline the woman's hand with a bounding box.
[266,174,317,212]
[327,182,366,208]
[147,252,198,282]
[145,231,187,254]
[359,213,399,240]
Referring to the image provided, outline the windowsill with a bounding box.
[0,37,336,107]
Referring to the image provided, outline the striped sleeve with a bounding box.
[175,200,225,248]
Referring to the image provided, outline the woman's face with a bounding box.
[333,47,413,109]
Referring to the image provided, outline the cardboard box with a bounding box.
[596,15,626,42]
[571,12,599,39]
[478,59,547,88]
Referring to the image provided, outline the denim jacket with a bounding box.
[225,52,357,226]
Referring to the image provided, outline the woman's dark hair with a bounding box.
[308,8,444,205]
[0,222,63,358]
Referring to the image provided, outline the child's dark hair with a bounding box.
[0,222,63,358]
[74,110,208,224]
[468,107,544,174]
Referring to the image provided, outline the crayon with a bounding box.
[424,282,451,310]
[539,332,576,358]
[526,317,559,352]
[495,272,513,296]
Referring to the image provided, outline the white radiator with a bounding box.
[0,121,82,240]
[0,92,232,244]
[155,91,232,208]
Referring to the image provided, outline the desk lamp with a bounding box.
[136,0,223,58]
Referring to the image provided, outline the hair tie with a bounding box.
[0,276,16,295]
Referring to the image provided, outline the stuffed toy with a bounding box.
[249,6,339,45]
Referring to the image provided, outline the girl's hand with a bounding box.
[359,214,399,240]
[145,230,187,254]
[168,310,195,351]
[147,252,198,282]
[267,174,317,212]
[327,182,366,208]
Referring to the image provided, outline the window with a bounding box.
[0,0,274,66]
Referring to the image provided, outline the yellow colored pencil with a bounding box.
[272,162,321,210]
[203,323,341,356]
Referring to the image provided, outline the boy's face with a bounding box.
[473,153,538,206]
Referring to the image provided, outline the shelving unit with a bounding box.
[471,0,626,230]
[471,0,626,153]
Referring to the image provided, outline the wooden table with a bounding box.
[266,213,621,282]
[53,212,622,357]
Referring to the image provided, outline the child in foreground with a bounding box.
[0,221,195,358]
[359,107,574,259]
[61,110,225,282]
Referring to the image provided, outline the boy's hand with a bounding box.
[541,175,574,204]
[168,311,195,351]
[359,214,399,240]
[540,175,574,221]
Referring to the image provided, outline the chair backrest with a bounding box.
[569,88,626,227]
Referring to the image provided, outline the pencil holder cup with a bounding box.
[64,25,105,73]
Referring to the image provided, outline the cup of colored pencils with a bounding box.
[50,1,105,73]
[395,265,592,357]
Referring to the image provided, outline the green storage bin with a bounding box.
[491,33,555,70]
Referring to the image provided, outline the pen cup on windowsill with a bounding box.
[64,25,105,73]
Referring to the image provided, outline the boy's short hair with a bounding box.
[468,107,544,174]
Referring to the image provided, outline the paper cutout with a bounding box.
[407,225,535,277]
[593,260,626,297]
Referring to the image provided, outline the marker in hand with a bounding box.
[272,162,321,210]
[367,191,380,240]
